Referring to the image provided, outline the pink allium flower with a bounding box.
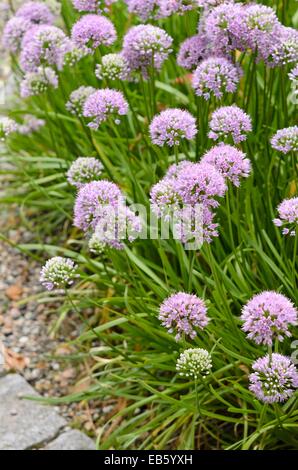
[40,257,78,291]
[150,160,222,244]
[208,105,252,144]
[72,0,116,13]
[150,108,197,147]
[242,4,280,54]
[83,89,129,129]
[173,205,219,245]
[20,67,59,98]
[177,34,208,70]
[176,162,227,207]
[91,205,142,250]
[192,57,240,99]
[71,14,116,53]
[249,354,298,404]
[66,86,96,116]
[2,17,33,53]
[159,292,209,340]
[20,24,42,49]
[16,1,55,25]
[125,0,162,21]
[20,25,68,72]
[271,126,298,154]
[201,143,251,186]
[67,157,103,188]
[289,64,298,83]
[204,2,246,55]
[122,24,173,77]
[267,26,298,66]
[74,180,124,231]
[241,291,297,346]
[150,178,183,218]
[273,197,298,237]
[159,0,200,18]
[165,160,194,180]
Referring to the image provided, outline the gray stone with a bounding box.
[0,374,66,450]
[0,350,5,377]
[44,430,96,450]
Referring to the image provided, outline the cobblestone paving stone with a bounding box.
[0,373,95,450]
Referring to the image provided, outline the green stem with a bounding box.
[174,145,179,165]
[268,344,272,366]
[188,251,196,293]
[226,185,235,251]
[293,233,297,290]
[194,378,200,415]
[139,73,151,123]
[196,96,201,160]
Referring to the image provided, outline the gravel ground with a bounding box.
[0,207,101,433]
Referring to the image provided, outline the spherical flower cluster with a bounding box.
[21,25,42,49]
[122,25,173,77]
[159,0,200,18]
[18,115,45,135]
[2,17,33,53]
[176,348,212,379]
[242,4,280,53]
[267,27,298,66]
[208,105,252,144]
[165,160,194,179]
[20,25,68,72]
[150,108,197,147]
[177,34,208,70]
[40,256,78,291]
[159,292,209,340]
[289,64,298,84]
[66,86,96,116]
[200,143,251,186]
[62,40,88,67]
[95,53,130,81]
[20,67,59,98]
[176,162,227,207]
[83,89,129,129]
[125,0,161,21]
[0,117,18,141]
[150,161,225,244]
[71,14,116,53]
[150,178,183,219]
[91,205,142,250]
[74,180,123,231]
[241,291,297,346]
[204,2,246,55]
[72,0,116,13]
[88,232,106,254]
[271,126,298,154]
[273,197,298,237]
[249,354,298,404]
[173,205,219,244]
[192,57,240,100]
[15,1,55,25]
[67,157,103,187]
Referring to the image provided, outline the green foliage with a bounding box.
[0,0,297,450]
